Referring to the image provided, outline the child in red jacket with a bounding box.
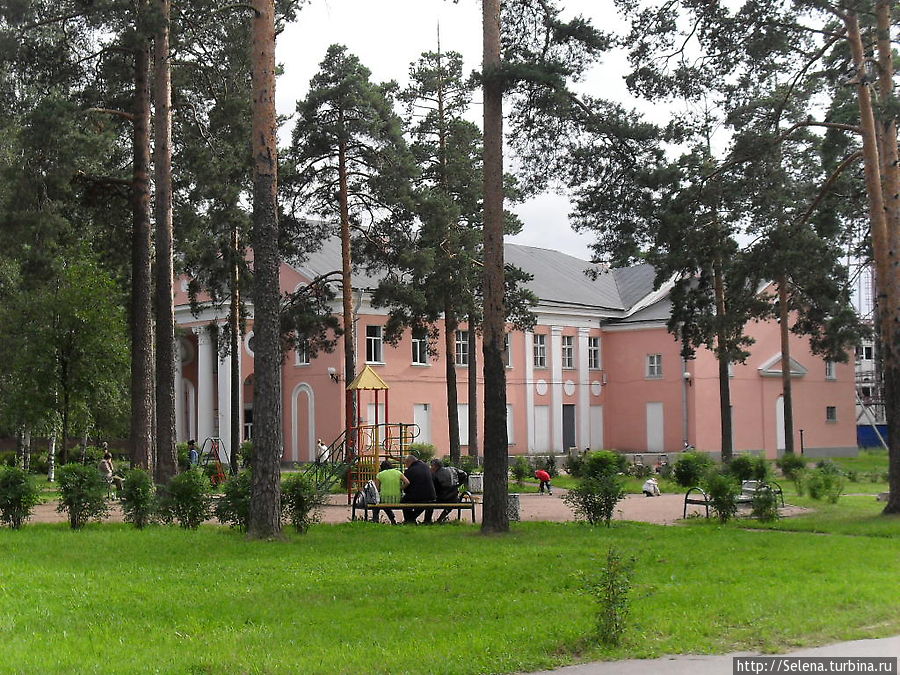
[534,469,552,495]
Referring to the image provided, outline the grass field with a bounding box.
[1,518,898,674]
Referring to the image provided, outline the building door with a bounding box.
[646,402,664,452]
[534,405,550,453]
[413,404,431,444]
[589,405,603,451]
[562,404,576,452]
[776,396,785,452]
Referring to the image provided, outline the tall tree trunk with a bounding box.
[873,0,900,514]
[248,0,283,538]
[61,374,70,465]
[445,310,461,462]
[844,9,899,513]
[777,276,795,455]
[153,0,177,483]
[15,427,24,469]
[47,430,56,482]
[713,258,733,461]
[338,133,356,450]
[230,225,242,475]
[130,34,155,472]
[481,0,509,534]
[23,428,31,472]
[468,316,479,459]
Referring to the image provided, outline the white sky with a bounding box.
[276,0,642,261]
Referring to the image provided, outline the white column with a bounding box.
[217,343,231,462]
[524,331,535,453]
[174,338,185,442]
[577,327,590,451]
[550,325,563,452]
[195,327,215,446]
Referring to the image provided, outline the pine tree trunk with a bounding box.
[130,34,155,473]
[468,317,479,459]
[845,9,899,513]
[873,0,900,514]
[153,0,177,483]
[15,427,23,469]
[47,432,56,483]
[713,259,733,461]
[445,311,461,462]
[23,428,31,472]
[481,0,509,534]
[338,133,356,450]
[247,0,283,538]
[778,277,795,455]
[230,226,242,476]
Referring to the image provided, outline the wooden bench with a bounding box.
[683,480,785,518]
[351,492,477,523]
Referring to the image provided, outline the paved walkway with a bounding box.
[531,635,900,674]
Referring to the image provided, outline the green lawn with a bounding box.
[1,520,898,674]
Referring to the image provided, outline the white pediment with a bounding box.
[757,353,808,378]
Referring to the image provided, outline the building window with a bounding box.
[412,330,428,365]
[503,333,511,368]
[826,405,837,422]
[455,330,469,366]
[588,337,600,370]
[858,344,874,360]
[825,361,836,380]
[646,354,663,378]
[295,339,309,366]
[561,335,574,369]
[533,334,546,368]
[366,325,383,363]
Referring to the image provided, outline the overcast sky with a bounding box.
[275,0,637,261]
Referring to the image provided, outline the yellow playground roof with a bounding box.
[347,364,389,391]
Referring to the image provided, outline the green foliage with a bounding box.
[805,468,844,504]
[542,454,559,478]
[727,455,755,482]
[673,452,714,487]
[627,462,652,479]
[281,473,327,534]
[407,443,436,463]
[582,450,627,480]
[563,474,626,527]
[582,548,635,646]
[158,469,211,529]
[0,465,40,528]
[564,452,585,478]
[56,463,108,529]
[215,470,252,530]
[120,469,157,530]
[238,440,253,468]
[511,455,531,485]
[751,487,780,523]
[175,442,190,471]
[702,471,739,524]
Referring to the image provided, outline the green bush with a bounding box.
[158,469,212,529]
[238,440,253,468]
[658,462,674,479]
[750,486,780,523]
[815,459,843,475]
[702,471,739,524]
[0,466,41,529]
[56,464,109,529]
[673,452,713,487]
[543,454,559,478]
[564,452,585,478]
[627,463,651,479]
[281,473,327,534]
[0,450,16,467]
[457,455,481,474]
[407,443,436,463]
[563,474,626,527]
[582,450,627,480]
[805,468,844,503]
[727,455,755,482]
[175,442,190,471]
[582,548,635,646]
[215,469,252,530]
[511,456,531,485]
[121,469,157,529]
[750,456,769,481]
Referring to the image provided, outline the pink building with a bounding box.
[173,240,857,462]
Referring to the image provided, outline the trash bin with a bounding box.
[506,493,521,522]
[468,473,484,494]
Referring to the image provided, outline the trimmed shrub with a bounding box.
[158,469,211,529]
[281,473,327,533]
[583,548,635,646]
[727,455,755,482]
[751,486,780,523]
[673,452,713,487]
[175,442,191,471]
[121,469,157,529]
[582,450,627,480]
[627,462,651,479]
[750,456,769,481]
[564,452,585,478]
[702,471,739,524]
[215,469,252,530]
[56,464,109,529]
[805,468,844,503]
[407,443,436,463]
[563,474,626,527]
[543,455,559,478]
[238,440,253,468]
[511,456,531,485]
[0,466,41,529]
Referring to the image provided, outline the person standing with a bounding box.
[187,439,199,467]
[374,460,408,524]
[535,468,552,495]
[400,454,436,524]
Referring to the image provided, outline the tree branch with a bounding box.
[797,150,863,226]
[85,108,135,123]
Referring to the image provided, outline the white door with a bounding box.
[533,405,550,453]
[413,404,431,444]
[776,396,785,451]
[646,402,664,452]
[457,404,469,446]
[590,405,604,451]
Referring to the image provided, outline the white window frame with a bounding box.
[411,330,428,366]
[825,405,837,422]
[646,354,663,378]
[533,333,547,368]
[503,333,511,368]
[561,335,575,369]
[366,325,383,364]
[455,330,469,366]
[588,336,600,370]
[825,361,836,380]
[295,340,309,366]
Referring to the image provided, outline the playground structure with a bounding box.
[198,437,230,485]
[302,365,421,500]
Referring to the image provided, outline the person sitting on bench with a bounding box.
[431,459,469,523]
[374,460,408,524]
[401,454,436,524]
